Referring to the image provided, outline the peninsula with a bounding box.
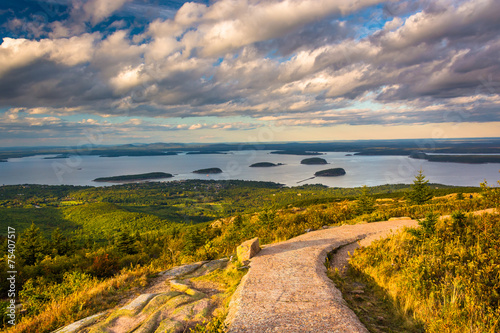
[93,172,173,182]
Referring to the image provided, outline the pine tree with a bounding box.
[115,231,136,254]
[50,228,74,256]
[183,227,204,255]
[406,170,433,205]
[356,185,375,214]
[18,223,46,265]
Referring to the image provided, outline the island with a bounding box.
[93,172,173,182]
[270,150,323,156]
[314,168,346,177]
[192,168,223,174]
[249,162,284,167]
[301,157,328,165]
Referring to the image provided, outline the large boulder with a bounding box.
[237,238,261,262]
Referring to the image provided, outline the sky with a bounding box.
[0,0,499,147]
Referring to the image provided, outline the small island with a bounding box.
[301,157,328,165]
[314,168,346,177]
[0,159,7,162]
[192,168,223,174]
[93,172,173,182]
[249,162,284,167]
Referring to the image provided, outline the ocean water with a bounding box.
[1,151,499,188]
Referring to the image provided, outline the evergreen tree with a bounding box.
[115,231,136,254]
[18,223,46,265]
[356,185,375,214]
[50,228,74,256]
[408,212,438,240]
[183,227,205,255]
[420,211,438,236]
[406,170,433,205]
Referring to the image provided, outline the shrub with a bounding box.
[350,212,500,332]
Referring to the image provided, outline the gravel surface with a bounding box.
[226,219,419,333]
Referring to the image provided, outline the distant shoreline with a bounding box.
[270,150,323,156]
[2,139,500,160]
[410,152,500,164]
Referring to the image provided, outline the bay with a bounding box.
[0,151,499,187]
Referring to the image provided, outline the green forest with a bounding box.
[0,175,498,332]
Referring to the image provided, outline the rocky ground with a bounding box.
[53,259,229,333]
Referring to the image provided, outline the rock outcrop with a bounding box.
[52,259,230,333]
[236,238,261,262]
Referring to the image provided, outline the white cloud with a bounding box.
[378,0,500,49]
[109,64,146,93]
[82,0,133,25]
[147,0,385,57]
[1,0,500,140]
[0,33,99,77]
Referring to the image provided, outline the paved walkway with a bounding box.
[226,219,419,332]
[226,209,497,332]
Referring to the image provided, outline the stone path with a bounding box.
[226,209,497,332]
[226,219,419,333]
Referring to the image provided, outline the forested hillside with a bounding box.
[0,177,498,332]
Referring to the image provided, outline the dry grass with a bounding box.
[348,212,500,333]
[6,266,154,333]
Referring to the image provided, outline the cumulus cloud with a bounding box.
[0,0,499,144]
[146,0,385,57]
[81,0,134,25]
[0,33,99,77]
